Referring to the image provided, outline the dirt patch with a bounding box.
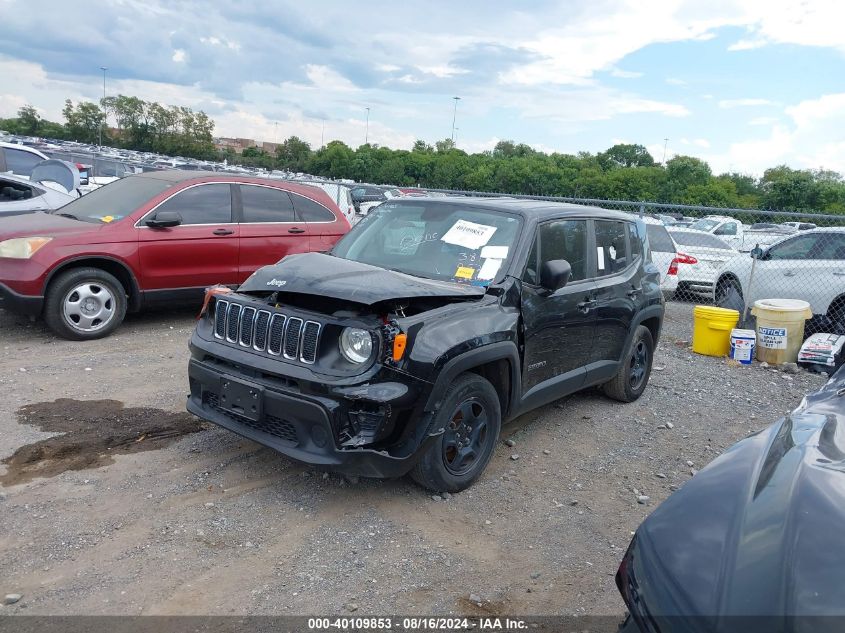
[1,399,204,486]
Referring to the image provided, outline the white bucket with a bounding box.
[730,328,756,365]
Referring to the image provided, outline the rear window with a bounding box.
[646,224,675,253]
[50,176,173,223]
[669,230,732,250]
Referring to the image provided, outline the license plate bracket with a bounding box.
[219,377,263,422]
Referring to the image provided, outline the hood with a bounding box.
[0,211,102,240]
[238,252,486,306]
[624,366,845,620]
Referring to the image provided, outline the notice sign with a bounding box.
[441,220,497,250]
[758,326,787,349]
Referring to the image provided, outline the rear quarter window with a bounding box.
[646,224,675,253]
[292,193,336,222]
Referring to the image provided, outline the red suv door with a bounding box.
[289,189,349,252]
[236,183,314,281]
[137,182,240,297]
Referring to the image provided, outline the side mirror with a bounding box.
[540,259,572,292]
[750,244,764,260]
[146,211,182,228]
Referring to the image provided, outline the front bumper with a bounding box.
[187,338,439,478]
[0,281,43,316]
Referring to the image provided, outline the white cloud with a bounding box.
[718,98,772,108]
[665,78,687,86]
[171,49,186,63]
[680,137,711,148]
[609,67,643,79]
[703,92,845,174]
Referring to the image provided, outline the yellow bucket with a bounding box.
[692,305,740,357]
[751,298,813,364]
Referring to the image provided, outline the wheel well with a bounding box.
[828,294,845,322]
[467,358,511,417]
[640,316,661,347]
[46,258,140,312]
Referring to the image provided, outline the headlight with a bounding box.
[0,237,53,259]
[339,327,373,364]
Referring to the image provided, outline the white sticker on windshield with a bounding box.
[477,258,503,281]
[480,245,509,260]
[441,220,498,250]
[597,246,605,271]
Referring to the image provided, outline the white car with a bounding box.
[0,160,80,217]
[715,228,845,328]
[297,180,356,225]
[641,216,679,295]
[667,228,739,299]
[0,141,49,178]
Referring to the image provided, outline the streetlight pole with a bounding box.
[365,107,370,145]
[451,96,461,143]
[99,66,107,146]
[321,120,325,149]
[662,137,669,165]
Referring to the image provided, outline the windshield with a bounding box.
[332,201,522,286]
[689,218,720,232]
[51,176,173,224]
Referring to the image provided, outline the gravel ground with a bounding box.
[0,301,827,616]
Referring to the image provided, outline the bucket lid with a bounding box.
[753,298,811,311]
[693,305,740,319]
[731,328,756,337]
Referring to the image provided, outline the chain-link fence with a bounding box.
[403,187,845,337]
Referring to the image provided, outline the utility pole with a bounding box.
[321,120,325,149]
[274,121,278,144]
[451,96,461,143]
[365,107,370,145]
[662,137,669,165]
[99,66,108,146]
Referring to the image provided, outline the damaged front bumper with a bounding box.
[187,332,439,478]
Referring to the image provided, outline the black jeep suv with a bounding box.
[187,198,664,491]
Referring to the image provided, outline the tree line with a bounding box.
[3,100,845,213]
[232,138,845,214]
[2,98,217,159]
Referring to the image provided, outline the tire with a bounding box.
[410,373,502,493]
[603,325,654,403]
[44,268,127,340]
[715,276,742,304]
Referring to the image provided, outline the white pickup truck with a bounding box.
[688,215,793,252]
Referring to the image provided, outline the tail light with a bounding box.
[667,252,698,275]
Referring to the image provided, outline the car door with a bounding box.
[137,182,240,297]
[236,183,311,281]
[290,190,347,252]
[589,219,641,375]
[756,233,845,314]
[521,218,595,400]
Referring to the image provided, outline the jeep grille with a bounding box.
[213,300,321,364]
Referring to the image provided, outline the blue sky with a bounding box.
[1,0,844,175]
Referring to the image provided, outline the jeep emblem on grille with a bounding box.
[266,278,287,287]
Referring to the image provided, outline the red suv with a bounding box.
[0,171,350,339]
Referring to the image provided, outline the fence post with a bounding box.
[639,203,644,219]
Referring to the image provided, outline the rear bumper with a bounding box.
[186,352,439,479]
[0,282,43,316]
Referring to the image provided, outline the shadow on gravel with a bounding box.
[1,399,205,486]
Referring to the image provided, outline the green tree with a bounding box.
[17,104,41,135]
[275,136,312,171]
[597,143,656,169]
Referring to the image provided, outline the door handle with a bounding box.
[577,299,597,313]
[288,227,306,234]
[834,271,845,277]
[627,287,642,298]
[212,228,234,236]
[784,271,796,277]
